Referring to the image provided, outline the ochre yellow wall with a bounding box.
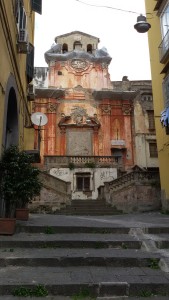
[145,0,169,207]
[0,0,35,156]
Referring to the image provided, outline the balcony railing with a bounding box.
[159,30,169,63]
[44,155,123,169]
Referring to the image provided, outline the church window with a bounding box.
[147,110,155,130]
[149,142,158,158]
[62,43,68,53]
[76,173,90,191]
[74,41,82,50]
[87,44,92,53]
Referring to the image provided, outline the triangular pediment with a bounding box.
[55,31,100,43]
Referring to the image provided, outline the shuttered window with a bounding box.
[147,110,155,130]
[26,43,34,83]
[31,0,42,14]
[149,142,158,158]
[76,174,90,191]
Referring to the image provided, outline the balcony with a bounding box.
[44,155,123,169]
[162,73,169,107]
[159,30,169,63]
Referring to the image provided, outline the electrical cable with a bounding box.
[74,0,154,18]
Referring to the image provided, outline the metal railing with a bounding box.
[159,29,169,62]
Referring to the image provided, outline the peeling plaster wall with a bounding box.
[34,67,49,88]
[134,97,158,169]
[50,167,117,199]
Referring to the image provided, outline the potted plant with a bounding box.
[0,145,42,233]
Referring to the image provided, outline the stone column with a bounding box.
[60,127,66,155]
[47,101,57,155]
[100,104,111,156]
[93,127,99,156]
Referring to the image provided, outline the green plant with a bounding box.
[139,290,153,297]
[33,285,48,297]
[13,286,31,297]
[94,242,104,249]
[121,243,128,249]
[44,226,55,234]
[2,248,14,252]
[72,288,92,300]
[13,284,48,297]
[69,162,75,170]
[148,258,160,269]
[0,145,42,217]
[161,210,169,215]
[84,162,95,168]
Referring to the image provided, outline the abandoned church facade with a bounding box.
[32,31,160,212]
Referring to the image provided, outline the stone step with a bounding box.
[16,224,130,234]
[142,233,169,249]
[71,199,108,203]
[63,200,119,206]
[57,210,122,216]
[97,295,169,300]
[0,233,141,249]
[0,248,160,267]
[58,200,123,215]
[70,205,114,209]
[0,266,169,297]
[58,207,122,214]
[144,227,169,234]
[0,297,72,300]
[155,239,169,249]
[2,213,169,299]
[1,297,169,300]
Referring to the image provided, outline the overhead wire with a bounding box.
[74,0,154,19]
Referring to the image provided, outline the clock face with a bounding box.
[70,59,89,72]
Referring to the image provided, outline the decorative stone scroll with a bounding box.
[58,108,100,130]
[70,59,89,72]
[47,103,57,113]
[71,106,87,124]
[101,62,108,69]
[122,104,132,115]
[100,105,112,115]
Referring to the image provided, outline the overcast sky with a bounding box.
[34,0,152,81]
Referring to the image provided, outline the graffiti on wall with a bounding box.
[100,170,115,180]
[53,169,69,177]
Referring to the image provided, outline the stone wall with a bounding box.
[99,170,161,213]
[29,172,71,213]
[50,167,117,200]
[104,183,161,213]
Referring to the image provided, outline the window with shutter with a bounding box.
[26,43,34,83]
[149,142,158,158]
[163,74,169,107]
[147,110,155,130]
[31,0,42,15]
[76,173,90,191]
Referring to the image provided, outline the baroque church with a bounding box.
[31,31,159,212]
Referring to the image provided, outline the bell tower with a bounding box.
[45,31,112,90]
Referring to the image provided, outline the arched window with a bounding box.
[73,41,82,50]
[87,44,92,53]
[5,88,18,148]
[62,43,68,53]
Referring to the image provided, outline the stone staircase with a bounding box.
[0,214,169,299]
[57,199,123,215]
